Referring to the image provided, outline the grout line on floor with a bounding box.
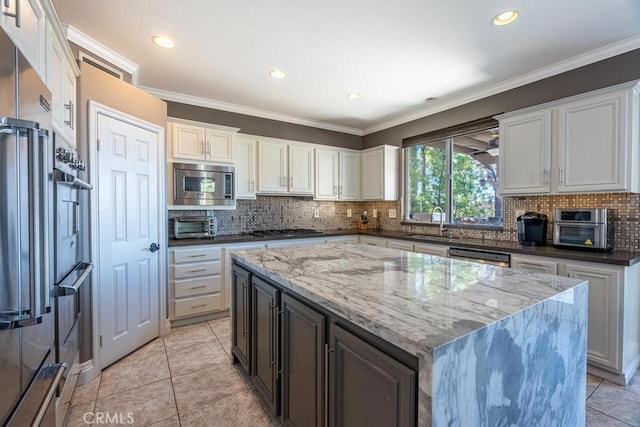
[162,335,183,427]
[587,406,634,426]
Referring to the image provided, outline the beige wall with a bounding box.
[76,62,167,362]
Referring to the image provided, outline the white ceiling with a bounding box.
[51,0,640,135]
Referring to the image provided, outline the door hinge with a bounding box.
[100,334,103,346]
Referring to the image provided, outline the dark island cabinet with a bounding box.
[252,276,280,415]
[231,265,251,374]
[281,293,326,427]
[329,324,416,427]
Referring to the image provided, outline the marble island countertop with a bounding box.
[231,242,585,353]
[232,242,589,425]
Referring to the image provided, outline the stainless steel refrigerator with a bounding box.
[0,27,66,426]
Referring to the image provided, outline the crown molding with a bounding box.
[140,86,364,136]
[362,34,640,135]
[64,24,139,83]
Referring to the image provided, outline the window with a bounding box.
[405,127,502,227]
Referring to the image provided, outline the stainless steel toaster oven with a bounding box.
[553,208,612,251]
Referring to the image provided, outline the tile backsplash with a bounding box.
[169,193,640,252]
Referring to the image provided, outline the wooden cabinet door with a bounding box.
[498,109,552,195]
[565,263,622,371]
[252,276,280,414]
[172,123,206,161]
[339,150,360,200]
[289,144,314,194]
[236,136,256,199]
[281,294,326,427]
[258,140,288,193]
[329,324,415,427]
[232,265,251,374]
[557,90,629,192]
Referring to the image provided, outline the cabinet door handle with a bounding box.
[559,167,564,184]
[543,169,549,184]
[289,176,293,187]
[190,304,207,309]
[190,285,207,290]
[242,282,249,335]
[189,269,207,273]
[333,185,337,195]
[188,254,207,258]
[339,185,342,196]
[3,0,21,28]
[64,101,74,129]
[268,302,276,369]
[206,141,211,156]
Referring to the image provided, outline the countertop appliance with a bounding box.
[52,134,93,423]
[173,162,235,207]
[516,212,548,246]
[171,216,218,239]
[553,208,612,251]
[0,27,66,426]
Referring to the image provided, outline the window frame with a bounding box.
[402,128,502,229]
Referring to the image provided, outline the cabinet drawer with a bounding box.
[173,261,221,279]
[174,294,221,318]
[172,247,220,263]
[174,276,221,298]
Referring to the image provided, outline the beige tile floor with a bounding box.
[66,317,640,426]
[64,318,269,427]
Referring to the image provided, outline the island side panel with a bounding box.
[430,282,588,426]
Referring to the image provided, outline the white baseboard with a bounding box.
[76,359,99,386]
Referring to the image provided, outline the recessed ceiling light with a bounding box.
[152,35,175,49]
[425,97,438,102]
[347,93,361,100]
[269,69,286,79]
[492,10,519,26]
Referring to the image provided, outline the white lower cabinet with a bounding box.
[325,235,359,244]
[386,239,414,251]
[412,243,449,257]
[511,254,558,274]
[509,252,640,385]
[169,246,224,321]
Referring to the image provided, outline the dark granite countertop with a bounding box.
[168,229,640,266]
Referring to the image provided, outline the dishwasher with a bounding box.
[448,247,511,267]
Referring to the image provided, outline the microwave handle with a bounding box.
[176,218,211,222]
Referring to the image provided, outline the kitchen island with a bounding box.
[231,243,588,426]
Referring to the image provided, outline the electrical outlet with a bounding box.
[347,209,352,218]
[313,208,320,218]
[373,209,378,218]
[388,209,397,219]
[516,210,525,219]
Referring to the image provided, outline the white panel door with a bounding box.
[557,91,627,192]
[236,136,256,199]
[172,123,205,161]
[98,113,161,368]
[258,141,287,193]
[339,150,360,200]
[498,109,552,195]
[511,255,558,274]
[315,148,338,200]
[289,145,314,194]
[361,149,383,199]
[206,129,234,163]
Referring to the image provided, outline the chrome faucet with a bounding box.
[431,206,448,236]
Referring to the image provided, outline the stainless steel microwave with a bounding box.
[173,162,235,206]
[552,208,613,251]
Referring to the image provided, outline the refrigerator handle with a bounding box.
[39,130,52,312]
[2,0,21,28]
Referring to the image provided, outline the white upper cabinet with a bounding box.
[169,119,239,164]
[557,89,633,193]
[499,110,552,195]
[361,145,399,200]
[498,81,640,195]
[315,148,360,200]
[235,135,257,199]
[1,0,45,78]
[257,138,314,195]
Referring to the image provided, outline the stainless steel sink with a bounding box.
[404,234,462,242]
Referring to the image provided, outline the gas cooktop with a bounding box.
[250,228,322,237]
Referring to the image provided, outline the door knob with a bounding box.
[149,243,160,253]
